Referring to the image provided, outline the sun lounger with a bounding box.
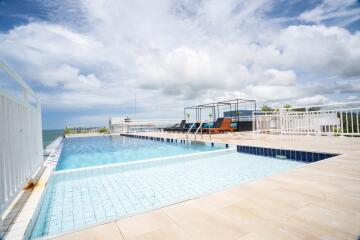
[163,120,186,132]
[202,118,235,134]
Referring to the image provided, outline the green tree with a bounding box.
[283,103,292,110]
[99,127,108,133]
[260,105,273,112]
[64,127,71,134]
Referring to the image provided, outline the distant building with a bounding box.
[109,117,157,133]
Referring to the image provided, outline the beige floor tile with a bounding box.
[51,222,124,240]
[237,225,304,240]
[163,202,247,240]
[294,203,360,237]
[116,209,173,239]
[126,224,192,240]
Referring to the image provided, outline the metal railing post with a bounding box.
[0,214,3,232]
[209,122,212,140]
[186,122,196,143]
[194,120,204,141]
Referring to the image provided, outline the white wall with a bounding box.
[0,60,43,230]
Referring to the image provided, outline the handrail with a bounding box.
[0,58,33,93]
[186,122,196,142]
[194,120,204,141]
[0,58,39,105]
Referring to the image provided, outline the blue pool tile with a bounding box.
[262,148,266,156]
[318,153,327,160]
[313,152,319,162]
[263,148,267,156]
[259,147,263,155]
[300,151,307,162]
[243,146,247,153]
[285,150,291,160]
[236,145,338,163]
[280,149,285,158]
[307,152,313,162]
[249,147,254,155]
[291,150,296,160]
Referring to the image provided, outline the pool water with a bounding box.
[56,136,223,171]
[31,151,304,239]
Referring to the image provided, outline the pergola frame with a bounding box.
[183,105,209,122]
[184,98,256,122]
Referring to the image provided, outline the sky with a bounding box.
[0,0,360,129]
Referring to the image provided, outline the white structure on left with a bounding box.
[0,58,43,232]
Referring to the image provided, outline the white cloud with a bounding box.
[295,95,329,106]
[263,69,296,86]
[36,64,102,90]
[0,23,105,66]
[0,0,359,127]
[259,25,360,78]
[347,95,360,101]
[299,0,360,26]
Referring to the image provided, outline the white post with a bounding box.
[0,214,3,232]
[351,109,354,137]
[357,109,359,136]
[280,110,283,135]
[306,108,310,135]
[340,106,343,136]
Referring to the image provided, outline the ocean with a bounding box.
[42,129,64,149]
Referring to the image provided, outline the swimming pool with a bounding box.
[56,136,224,171]
[30,145,306,239]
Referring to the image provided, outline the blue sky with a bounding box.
[0,0,360,129]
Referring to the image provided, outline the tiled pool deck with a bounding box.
[45,132,360,240]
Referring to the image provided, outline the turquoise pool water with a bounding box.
[56,136,223,171]
[30,151,304,239]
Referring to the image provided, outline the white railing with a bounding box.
[252,111,281,133]
[110,118,180,133]
[0,59,43,231]
[252,101,360,136]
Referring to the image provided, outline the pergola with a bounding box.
[183,98,256,123]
